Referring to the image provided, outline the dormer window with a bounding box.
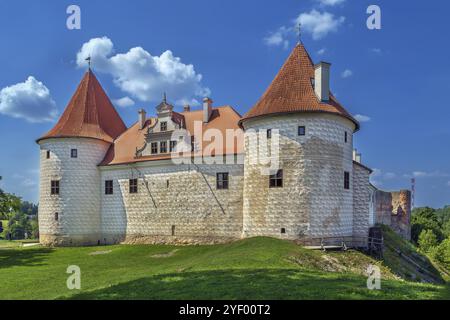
[160,121,167,131]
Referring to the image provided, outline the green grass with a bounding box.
[0,237,448,300]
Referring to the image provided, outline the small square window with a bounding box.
[129,179,138,194]
[267,129,272,139]
[281,228,286,234]
[151,142,158,154]
[216,172,229,190]
[344,171,350,190]
[160,141,167,153]
[298,126,306,136]
[160,121,167,131]
[269,170,283,188]
[71,149,78,158]
[105,180,113,195]
[46,150,51,159]
[51,180,60,195]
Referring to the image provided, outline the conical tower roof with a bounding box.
[240,43,359,130]
[37,70,127,143]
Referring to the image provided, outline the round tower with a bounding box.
[37,70,126,246]
[240,44,359,242]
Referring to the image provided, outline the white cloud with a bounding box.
[295,10,345,40]
[0,76,57,123]
[317,48,326,55]
[315,0,346,6]
[113,96,135,108]
[263,26,290,50]
[370,48,382,54]
[384,172,396,180]
[341,69,353,78]
[76,37,210,106]
[354,114,371,122]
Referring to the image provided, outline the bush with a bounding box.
[411,207,444,243]
[418,229,438,253]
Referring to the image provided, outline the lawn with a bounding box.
[0,237,448,300]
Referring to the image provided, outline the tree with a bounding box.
[411,207,444,243]
[8,212,33,240]
[0,188,22,220]
[418,229,438,253]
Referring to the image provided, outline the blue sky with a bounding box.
[0,0,449,208]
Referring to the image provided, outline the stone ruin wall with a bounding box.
[373,189,411,240]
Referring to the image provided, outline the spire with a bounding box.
[37,70,127,143]
[163,92,167,103]
[240,43,359,131]
[296,23,302,44]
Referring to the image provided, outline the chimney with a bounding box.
[353,149,362,163]
[314,62,331,102]
[138,109,146,129]
[183,104,191,112]
[203,97,213,123]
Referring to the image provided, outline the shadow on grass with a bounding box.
[66,268,446,300]
[0,247,53,269]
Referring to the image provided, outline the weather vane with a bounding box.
[296,23,302,44]
[85,56,91,69]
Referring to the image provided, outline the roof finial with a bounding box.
[296,23,302,44]
[85,56,92,70]
[163,92,167,103]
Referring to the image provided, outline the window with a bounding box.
[54,212,59,221]
[46,150,50,159]
[151,142,158,154]
[298,126,306,136]
[171,225,176,236]
[169,140,177,152]
[269,170,283,188]
[281,228,286,234]
[129,179,138,194]
[51,180,60,195]
[71,149,78,158]
[160,141,167,153]
[105,180,113,195]
[345,131,348,143]
[191,136,195,152]
[344,171,350,190]
[160,121,167,131]
[267,129,272,139]
[216,172,229,190]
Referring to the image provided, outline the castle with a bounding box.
[37,43,411,247]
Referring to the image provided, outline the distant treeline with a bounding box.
[0,188,38,240]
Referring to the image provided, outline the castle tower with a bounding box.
[37,70,126,246]
[239,44,359,241]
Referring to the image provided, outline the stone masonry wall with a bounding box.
[242,113,355,240]
[100,159,244,244]
[373,189,411,240]
[38,138,111,246]
[352,162,371,238]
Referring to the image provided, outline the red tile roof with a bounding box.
[240,43,359,131]
[100,106,243,166]
[37,70,127,143]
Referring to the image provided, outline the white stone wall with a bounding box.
[242,113,355,240]
[38,138,110,245]
[99,158,244,244]
[352,162,371,238]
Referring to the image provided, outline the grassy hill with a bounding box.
[0,235,448,300]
